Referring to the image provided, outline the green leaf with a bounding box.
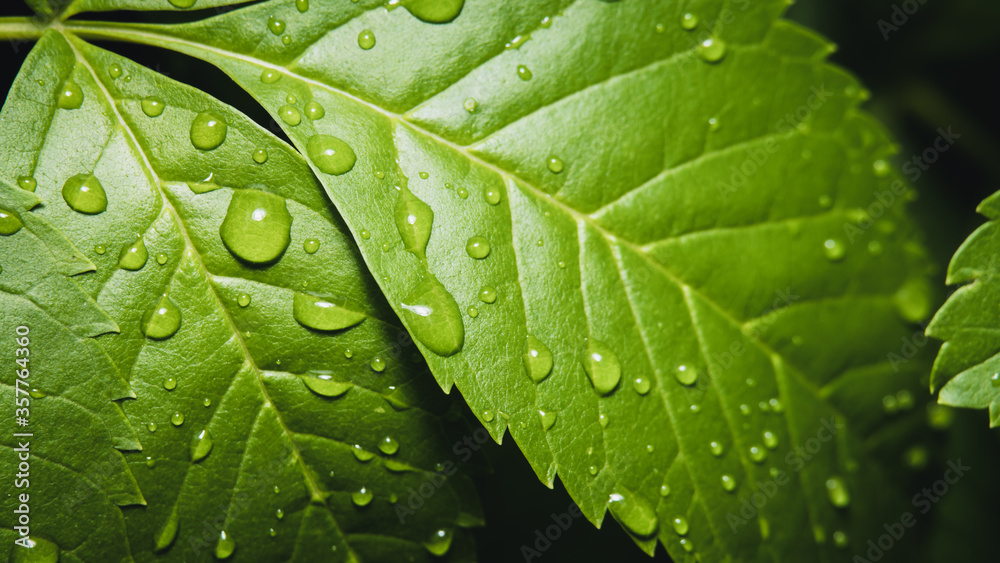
[26,0,256,21]
[0,30,482,561]
[927,190,1000,426]
[76,0,941,559]
[1,144,143,562]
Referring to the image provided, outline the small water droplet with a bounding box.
[249,148,268,164]
[190,429,213,462]
[680,13,699,30]
[588,465,598,476]
[467,305,479,318]
[267,16,286,35]
[108,63,123,78]
[696,37,727,63]
[162,377,176,391]
[463,97,478,113]
[465,236,491,259]
[672,516,689,536]
[633,377,651,395]
[302,238,320,254]
[660,483,671,497]
[522,335,554,383]
[823,238,846,261]
[370,356,386,372]
[305,100,325,120]
[168,0,196,7]
[295,0,309,12]
[749,445,767,463]
[833,530,848,549]
[307,135,357,176]
[581,337,621,396]
[539,409,557,430]
[721,474,737,492]
[547,156,564,174]
[62,174,107,214]
[95,245,107,255]
[422,528,454,556]
[141,97,165,117]
[673,364,698,386]
[825,475,850,508]
[57,79,83,109]
[190,111,228,151]
[351,486,373,507]
[517,65,533,81]
[302,373,353,397]
[275,508,284,519]
[358,29,376,49]
[17,175,37,192]
[482,409,495,422]
[215,530,235,559]
[118,236,148,270]
[762,430,778,449]
[203,398,211,407]
[170,412,184,426]
[147,422,157,432]
[141,295,181,340]
[260,69,282,84]
[378,436,399,455]
[352,444,375,462]
[278,105,301,126]
[220,190,292,264]
[739,404,751,416]
[483,188,502,205]
[359,229,371,240]
[235,293,251,308]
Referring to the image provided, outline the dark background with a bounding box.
[3,1,999,562]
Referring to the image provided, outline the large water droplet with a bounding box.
[190,111,228,151]
[278,105,301,126]
[215,530,235,559]
[463,97,478,113]
[253,148,269,164]
[394,186,434,258]
[293,292,366,331]
[260,69,282,84]
[62,174,107,214]
[220,190,292,264]
[141,295,181,340]
[141,97,165,117]
[400,275,464,356]
[0,208,24,236]
[154,506,180,551]
[301,372,353,397]
[171,412,185,426]
[191,429,213,462]
[424,528,454,556]
[608,491,658,538]
[17,176,36,192]
[378,436,399,455]
[581,338,621,396]
[295,0,309,12]
[267,16,286,35]
[307,135,356,175]
[825,475,850,508]
[118,236,148,270]
[404,0,464,23]
[522,335,553,383]
[696,37,727,63]
[673,364,698,386]
[351,486,373,507]
[358,29,376,49]
[370,357,386,372]
[57,79,83,109]
[672,516,689,536]
[680,13,699,30]
[479,286,498,303]
[465,236,491,259]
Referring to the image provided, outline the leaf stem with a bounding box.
[0,17,47,41]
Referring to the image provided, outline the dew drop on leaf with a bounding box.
[672,516,690,536]
[307,135,357,175]
[400,275,465,356]
[295,0,309,12]
[696,37,727,63]
[190,429,213,462]
[118,236,148,270]
[141,97,165,117]
[57,79,83,109]
[522,335,553,383]
[17,175,36,192]
[483,188,501,205]
[219,190,292,264]
[833,530,849,549]
[608,491,658,538]
[190,111,228,151]
[823,238,846,261]
[539,409,557,430]
[147,422,157,433]
[62,174,108,214]
[547,156,564,174]
[516,65,533,81]
[215,530,235,559]
[465,236,491,259]
[482,409,495,422]
[0,208,23,236]
[162,377,176,391]
[478,286,498,304]
[156,253,168,265]
[404,0,465,23]
[304,100,325,120]
[278,105,301,126]
[293,292,366,331]
[351,487,373,507]
[301,373,353,398]
[108,63,122,78]
[581,337,621,396]
[749,445,767,463]
[394,186,434,258]
[352,444,375,462]
[370,356,387,372]
[275,508,284,520]
[720,474,737,492]
[303,238,320,254]
[141,295,181,340]
[378,436,399,455]
[267,16,286,35]
[467,305,479,318]
[424,528,454,556]
[825,475,851,508]
[673,364,698,386]
[660,484,671,497]
[260,69,282,84]
[171,412,184,426]
[457,187,469,199]
[358,29,376,50]
[463,97,478,113]
[680,539,694,553]
[153,506,179,552]
[633,377,651,395]
[680,12,698,30]
[252,148,268,164]
[709,441,724,457]
[167,0,196,8]
[762,430,778,449]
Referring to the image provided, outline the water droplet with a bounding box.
[118,236,148,270]
[482,409,495,422]
[483,188,501,205]
[62,174,107,214]
[378,436,399,455]
[305,100,325,120]
[307,135,357,175]
[400,275,465,356]
[154,252,167,265]
[162,377,176,391]
[467,306,479,318]
[633,377,651,395]
[141,97,165,117]
[154,506,179,551]
[358,29,376,49]
[302,373,353,397]
[352,444,375,462]
[275,508,284,519]
[833,530,848,549]
[17,175,36,192]
[709,441,724,457]
[588,465,598,476]
[522,335,554,383]
[260,69,282,84]
[300,239,320,255]
[739,404,751,416]
[370,357,386,372]
[394,186,434,258]
[141,295,181,340]
[690,404,700,413]
[57,79,83,109]
[659,483,671,497]
[762,430,778,449]
[190,111,228,151]
[673,364,698,386]
[721,474,737,492]
[404,0,465,23]
[581,337,621,396]
[873,159,890,177]
[351,486,373,507]
[423,528,453,556]
[276,105,301,126]
[147,422,157,432]
[680,13,698,30]
[557,261,566,269]
[359,229,371,240]
[696,37,727,63]
[825,475,850,508]
[547,156,564,174]
[708,117,720,131]
[107,63,123,79]
[144,456,156,469]
[517,65,533,81]
[463,97,478,113]
[171,412,184,426]
[215,530,235,559]
[672,516,689,536]
[539,410,557,430]
[167,0,196,7]
[680,538,694,553]
[249,148,268,164]
[295,0,309,12]
[267,16,286,35]
[823,238,846,261]
[344,349,354,359]
[465,236,491,259]
[0,208,23,236]
[749,445,767,463]
[599,413,609,428]
[190,429,213,462]
[608,491,658,538]
[293,292,366,332]
[203,398,211,407]
[220,190,292,264]
[236,293,251,308]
